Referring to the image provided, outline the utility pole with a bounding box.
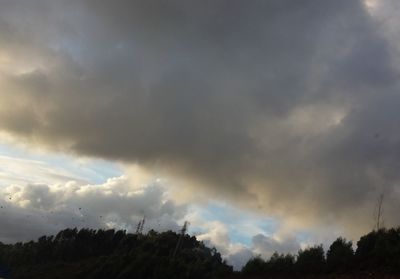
[136,216,146,235]
[172,221,189,258]
[375,193,384,231]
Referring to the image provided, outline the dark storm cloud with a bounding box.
[1,0,400,235]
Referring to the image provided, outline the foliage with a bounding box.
[265,252,295,275]
[241,252,296,277]
[355,228,400,272]
[241,256,265,276]
[4,226,400,278]
[295,245,325,273]
[326,237,354,272]
[0,228,232,279]
[239,227,400,278]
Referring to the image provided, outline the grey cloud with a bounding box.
[252,234,301,259]
[0,177,187,243]
[0,0,400,237]
[195,223,301,270]
[226,246,254,271]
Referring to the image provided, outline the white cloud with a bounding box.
[0,175,187,243]
[0,155,85,186]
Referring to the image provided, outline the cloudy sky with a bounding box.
[1,0,400,269]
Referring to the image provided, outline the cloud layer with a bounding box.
[0,176,187,243]
[1,0,400,238]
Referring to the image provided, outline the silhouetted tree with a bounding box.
[241,256,265,276]
[295,245,325,274]
[265,252,295,275]
[326,237,353,272]
[356,228,400,272]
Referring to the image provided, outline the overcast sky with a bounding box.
[1,0,400,269]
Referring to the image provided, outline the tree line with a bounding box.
[0,228,232,279]
[1,227,400,278]
[241,227,400,278]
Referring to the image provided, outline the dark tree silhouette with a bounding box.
[4,226,400,278]
[0,228,232,279]
[326,237,354,272]
[265,252,295,275]
[241,256,265,276]
[356,228,400,272]
[295,245,325,274]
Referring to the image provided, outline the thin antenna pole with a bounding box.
[140,216,145,233]
[136,220,142,234]
[136,216,146,235]
[376,193,384,230]
[172,221,189,258]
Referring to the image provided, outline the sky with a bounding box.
[1,0,400,269]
